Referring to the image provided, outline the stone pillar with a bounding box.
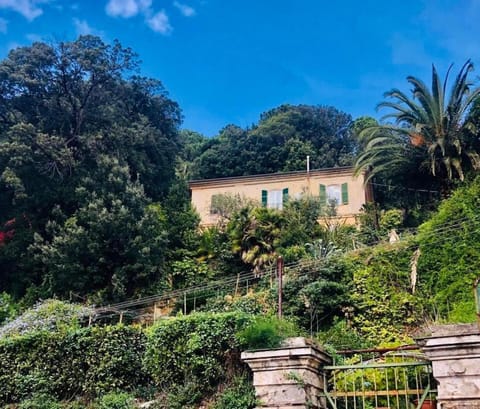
[417,324,480,409]
[241,337,331,409]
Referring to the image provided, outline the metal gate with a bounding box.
[322,346,437,409]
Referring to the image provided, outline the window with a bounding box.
[327,184,341,205]
[320,183,348,206]
[268,189,283,209]
[210,194,222,215]
[261,188,289,210]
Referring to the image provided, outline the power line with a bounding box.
[94,259,318,313]
[92,213,480,320]
[370,182,439,194]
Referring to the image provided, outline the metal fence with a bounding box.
[322,346,437,409]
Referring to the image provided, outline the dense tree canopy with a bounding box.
[189,105,357,179]
[2,33,478,351]
[2,39,480,404]
[0,36,182,300]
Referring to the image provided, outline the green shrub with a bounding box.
[448,299,476,323]
[81,326,148,397]
[0,325,147,404]
[94,392,135,409]
[201,291,274,315]
[347,243,420,344]
[357,203,381,244]
[280,244,308,263]
[317,319,373,351]
[0,292,17,325]
[279,256,351,331]
[417,176,480,322]
[212,376,257,409]
[165,381,204,409]
[62,402,88,409]
[236,316,300,350]
[18,393,62,409]
[144,312,252,391]
[379,209,403,232]
[0,332,60,402]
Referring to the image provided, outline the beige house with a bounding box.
[189,166,373,227]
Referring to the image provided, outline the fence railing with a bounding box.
[322,346,437,409]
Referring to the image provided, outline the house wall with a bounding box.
[190,168,371,227]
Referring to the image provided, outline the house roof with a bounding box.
[189,166,359,188]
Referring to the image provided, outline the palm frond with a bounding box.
[379,88,429,124]
[442,63,454,103]
[431,64,445,137]
[356,59,480,183]
[407,75,439,131]
[447,60,474,115]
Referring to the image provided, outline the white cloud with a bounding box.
[73,18,104,37]
[105,0,174,35]
[0,17,7,33]
[105,0,151,18]
[146,10,172,34]
[0,0,50,21]
[73,18,91,35]
[173,1,195,17]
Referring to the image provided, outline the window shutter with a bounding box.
[319,184,327,205]
[282,188,289,204]
[341,183,349,204]
[261,190,268,207]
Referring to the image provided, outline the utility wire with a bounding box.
[370,182,439,194]
[92,213,480,319]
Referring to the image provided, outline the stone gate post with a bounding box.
[418,324,480,409]
[241,337,331,409]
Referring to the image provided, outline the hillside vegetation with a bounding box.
[1,37,480,408]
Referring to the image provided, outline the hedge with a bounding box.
[0,325,147,404]
[0,312,257,406]
[144,312,253,389]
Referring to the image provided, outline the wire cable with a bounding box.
[92,213,480,318]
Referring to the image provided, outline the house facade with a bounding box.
[189,166,373,227]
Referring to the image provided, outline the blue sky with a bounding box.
[0,0,479,136]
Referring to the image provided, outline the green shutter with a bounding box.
[319,184,327,205]
[261,190,268,207]
[282,188,289,204]
[341,183,349,204]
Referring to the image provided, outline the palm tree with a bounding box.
[228,207,283,275]
[356,60,480,183]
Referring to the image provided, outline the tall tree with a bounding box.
[0,36,181,300]
[192,105,357,179]
[30,156,168,301]
[356,61,480,185]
